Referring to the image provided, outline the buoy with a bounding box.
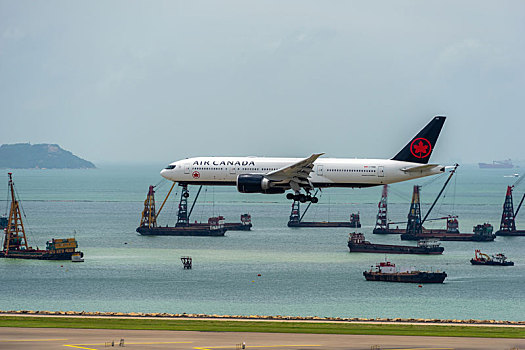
[418,285,423,288]
[252,280,255,283]
[257,274,261,277]
[60,265,63,268]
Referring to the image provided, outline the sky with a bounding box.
[1,1,524,165]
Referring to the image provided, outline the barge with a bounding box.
[1,173,84,261]
[348,233,443,254]
[190,214,252,231]
[470,249,514,266]
[137,216,227,236]
[363,261,447,283]
[288,199,361,228]
[137,184,232,236]
[401,223,496,241]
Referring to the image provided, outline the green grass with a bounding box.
[0,316,523,338]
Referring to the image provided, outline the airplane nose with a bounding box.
[160,169,169,179]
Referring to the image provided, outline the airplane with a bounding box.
[160,116,447,203]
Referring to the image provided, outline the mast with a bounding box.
[176,184,190,227]
[499,185,516,232]
[406,185,422,235]
[374,185,388,230]
[4,173,29,253]
[289,200,300,224]
[139,185,157,228]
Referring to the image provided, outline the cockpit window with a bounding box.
[165,165,176,170]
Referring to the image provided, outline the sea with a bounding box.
[0,164,523,322]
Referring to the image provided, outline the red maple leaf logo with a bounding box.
[410,138,432,158]
[413,141,428,155]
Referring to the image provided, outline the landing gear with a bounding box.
[286,191,318,203]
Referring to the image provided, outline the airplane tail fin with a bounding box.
[391,116,446,164]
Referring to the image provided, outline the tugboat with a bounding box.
[0,173,84,261]
[348,233,443,255]
[363,261,447,283]
[470,249,514,266]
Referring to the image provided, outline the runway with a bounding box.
[0,327,523,350]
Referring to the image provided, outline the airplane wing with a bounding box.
[265,153,324,191]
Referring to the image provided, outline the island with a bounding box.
[0,143,96,169]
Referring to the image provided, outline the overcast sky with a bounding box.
[1,1,524,165]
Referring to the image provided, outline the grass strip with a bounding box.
[0,316,524,338]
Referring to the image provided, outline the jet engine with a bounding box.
[236,174,285,194]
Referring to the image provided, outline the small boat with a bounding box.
[71,252,84,262]
[470,249,514,266]
[363,261,447,283]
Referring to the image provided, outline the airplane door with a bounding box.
[378,166,384,177]
[230,166,236,175]
[184,164,190,174]
[317,165,323,176]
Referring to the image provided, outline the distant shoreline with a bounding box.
[1,310,523,327]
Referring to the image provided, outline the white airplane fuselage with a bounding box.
[160,157,444,188]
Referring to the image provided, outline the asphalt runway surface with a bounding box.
[0,327,524,350]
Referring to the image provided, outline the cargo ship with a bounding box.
[1,173,84,261]
[479,159,514,169]
[348,233,443,254]
[363,261,447,283]
[401,223,496,241]
[470,249,514,266]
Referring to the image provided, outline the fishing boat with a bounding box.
[1,173,84,261]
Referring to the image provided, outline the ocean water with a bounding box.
[0,164,523,321]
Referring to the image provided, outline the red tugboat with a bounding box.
[470,249,514,266]
[348,233,443,255]
[0,173,84,261]
[363,261,447,283]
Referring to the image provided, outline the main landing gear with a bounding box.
[286,192,319,203]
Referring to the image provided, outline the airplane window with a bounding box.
[165,165,176,170]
